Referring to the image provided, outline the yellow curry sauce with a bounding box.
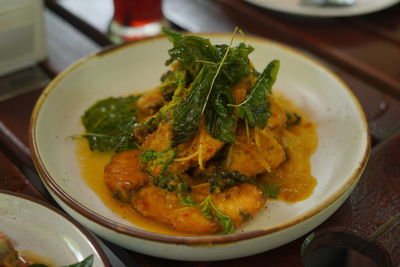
[76,94,318,235]
[261,94,318,202]
[76,138,188,235]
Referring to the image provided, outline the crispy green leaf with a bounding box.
[171,64,218,146]
[236,60,280,127]
[163,27,219,70]
[170,28,251,146]
[81,96,140,152]
[205,83,236,143]
[218,43,254,85]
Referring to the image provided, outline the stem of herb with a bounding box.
[201,27,239,115]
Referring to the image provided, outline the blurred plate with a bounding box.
[243,0,400,17]
[0,190,110,266]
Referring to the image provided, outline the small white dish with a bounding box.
[243,0,400,17]
[0,190,110,266]
[30,33,370,261]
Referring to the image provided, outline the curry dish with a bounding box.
[78,28,318,235]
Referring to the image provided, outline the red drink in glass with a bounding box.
[113,0,162,27]
[108,0,165,43]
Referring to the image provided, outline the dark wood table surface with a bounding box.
[1,0,399,266]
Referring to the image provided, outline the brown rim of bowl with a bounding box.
[29,33,371,245]
[0,189,111,266]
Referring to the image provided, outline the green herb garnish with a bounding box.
[177,192,198,206]
[171,64,221,146]
[286,112,302,128]
[140,149,177,175]
[234,60,280,128]
[163,27,254,146]
[209,170,255,193]
[259,183,280,198]
[205,83,236,143]
[159,69,187,100]
[176,189,235,234]
[81,96,140,152]
[200,195,235,234]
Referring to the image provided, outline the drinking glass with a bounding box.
[108,0,166,43]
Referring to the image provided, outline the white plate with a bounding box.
[0,190,109,266]
[30,34,370,261]
[243,0,400,17]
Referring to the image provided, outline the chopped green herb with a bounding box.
[176,180,244,235]
[177,193,198,206]
[200,195,235,234]
[159,69,187,100]
[209,170,255,193]
[286,112,302,128]
[259,183,280,198]
[152,174,190,193]
[140,149,177,175]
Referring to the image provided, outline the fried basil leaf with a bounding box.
[237,60,280,127]
[165,28,254,146]
[217,43,254,85]
[205,83,236,143]
[81,96,140,152]
[171,64,217,146]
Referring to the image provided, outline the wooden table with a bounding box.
[1,0,399,266]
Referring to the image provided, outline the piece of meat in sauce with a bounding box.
[104,150,148,202]
[131,183,265,234]
[140,121,224,177]
[227,98,287,176]
[104,149,265,234]
[136,88,165,118]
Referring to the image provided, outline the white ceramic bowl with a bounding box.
[29,34,370,261]
[0,190,110,266]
